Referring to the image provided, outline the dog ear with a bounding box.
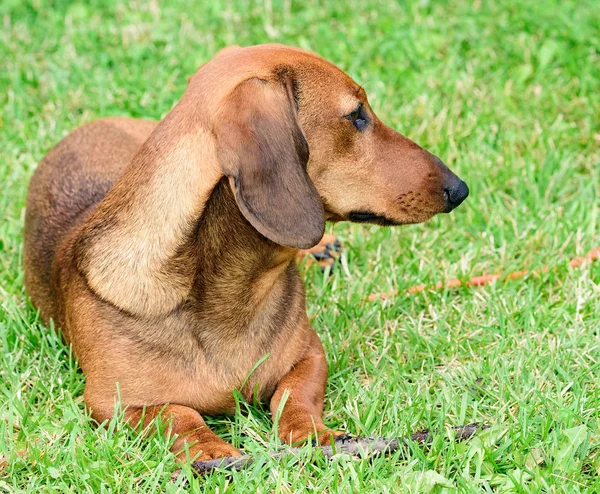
[214,76,325,249]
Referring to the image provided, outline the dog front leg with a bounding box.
[270,329,345,446]
[92,402,240,462]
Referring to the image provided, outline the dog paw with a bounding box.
[297,234,342,272]
[310,428,349,446]
[178,440,241,462]
[279,420,347,447]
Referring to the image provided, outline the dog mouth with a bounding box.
[347,211,400,226]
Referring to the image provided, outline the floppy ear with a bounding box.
[214,76,325,249]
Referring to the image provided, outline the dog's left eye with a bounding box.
[346,104,368,132]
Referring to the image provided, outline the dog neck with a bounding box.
[75,102,298,317]
[189,178,300,312]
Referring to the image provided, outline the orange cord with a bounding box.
[368,247,600,301]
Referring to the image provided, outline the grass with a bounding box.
[1,0,599,491]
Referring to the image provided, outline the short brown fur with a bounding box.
[24,44,467,461]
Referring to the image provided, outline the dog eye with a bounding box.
[345,104,368,132]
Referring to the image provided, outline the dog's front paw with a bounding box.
[297,234,342,272]
[178,439,241,462]
[279,419,347,447]
[311,428,349,446]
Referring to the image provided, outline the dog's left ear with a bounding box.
[214,75,325,249]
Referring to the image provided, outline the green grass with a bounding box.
[1,0,599,491]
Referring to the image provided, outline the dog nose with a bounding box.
[443,180,469,211]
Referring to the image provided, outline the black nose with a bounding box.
[443,180,469,211]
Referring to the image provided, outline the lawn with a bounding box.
[1,0,599,491]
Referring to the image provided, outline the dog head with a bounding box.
[193,44,468,249]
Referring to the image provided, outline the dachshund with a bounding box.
[24,44,469,461]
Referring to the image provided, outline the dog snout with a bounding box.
[429,155,469,212]
[443,178,469,211]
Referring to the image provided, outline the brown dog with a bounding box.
[23,44,468,461]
